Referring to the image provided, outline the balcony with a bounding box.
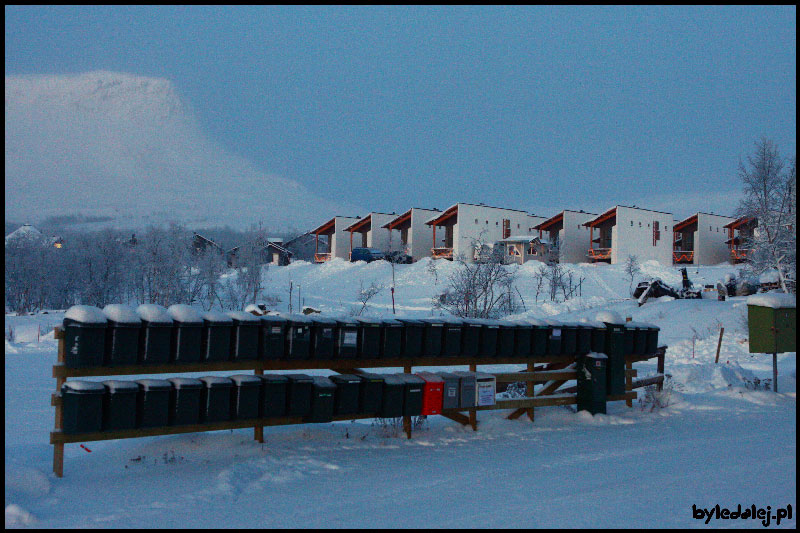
[314,253,332,263]
[731,248,750,263]
[587,247,611,262]
[673,250,694,264]
[431,247,454,260]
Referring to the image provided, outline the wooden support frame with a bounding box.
[50,325,668,477]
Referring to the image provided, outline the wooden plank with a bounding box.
[54,326,64,340]
[631,375,665,389]
[493,371,578,383]
[468,409,477,431]
[403,416,411,439]
[51,355,581,379]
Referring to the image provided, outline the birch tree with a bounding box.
[736,139,796,293]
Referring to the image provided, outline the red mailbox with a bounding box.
[416,372,444,415]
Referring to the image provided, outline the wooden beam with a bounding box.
[625,360,633,407]
[52,355,583,379]
[493,371,578,382]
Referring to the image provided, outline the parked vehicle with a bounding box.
[350,248,385,263]
[385,251,413,264]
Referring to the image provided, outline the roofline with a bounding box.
[583,206,618,227]
[533,211,564,231]
[425,204,459,226]
[310,216,360,235]
[383,208,413,230]
[673,214,699,232]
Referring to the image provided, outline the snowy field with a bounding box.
[5,259,796,528]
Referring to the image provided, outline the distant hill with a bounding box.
[5,71,360,232]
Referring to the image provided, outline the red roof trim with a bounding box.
[426,205,458,226]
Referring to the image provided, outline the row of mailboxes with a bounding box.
[62,305,661,369]
[59,371,499,434]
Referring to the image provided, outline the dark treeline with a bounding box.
[4,224,285,314]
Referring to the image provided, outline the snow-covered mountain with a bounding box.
[5,71,360,232]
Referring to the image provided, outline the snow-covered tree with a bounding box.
[736,139,796,293]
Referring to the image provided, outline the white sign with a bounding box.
[477,381,496,406]
[342,330,358,346]
[551,328,562,338]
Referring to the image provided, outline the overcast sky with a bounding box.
[5,5,796,220]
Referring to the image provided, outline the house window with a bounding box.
[631,221,634,226]
[639,222,642,227]
[528,244,537,255]
[475,218,479,224]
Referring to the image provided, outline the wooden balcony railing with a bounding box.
[672,250,694,263]
[431,247,454,259]
[314,253,332,263]
[587,247,611,261]
[731,248,750,263]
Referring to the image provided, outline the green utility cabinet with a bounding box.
[747,297,796,354]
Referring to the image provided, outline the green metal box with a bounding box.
[747,297,796,354]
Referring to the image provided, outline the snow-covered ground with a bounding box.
[5,259,796,528]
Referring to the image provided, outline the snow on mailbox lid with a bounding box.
[136,304,172,324]
[167,304,203,323]
[595,310,625,325]
[202,310,232,322]
[226,310,260,322]
[746,293,796,309]
[64,305,107,324]
[102,304,140,324]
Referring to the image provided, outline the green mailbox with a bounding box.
[747,294,796,354]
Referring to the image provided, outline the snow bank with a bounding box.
[5,504,36,528]
[64,305,106,324]
[102,304,140,324]
[746,293,796,309]
[244,303,267,315]
[595,310,625,325]
[136,304,173,324]
[167,304,203,323]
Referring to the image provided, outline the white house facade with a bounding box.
[383,208,445,261]
[584,205,674,265]
[673,212,737,265]
[343,212,397,255]
[310,216,360,262]
[425,203,547,263]
[533,210,597,264]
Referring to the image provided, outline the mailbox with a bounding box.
[415,372,444,415]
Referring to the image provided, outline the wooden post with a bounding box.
[254,367,264,443]
[773,352,778,393]
[469,362,477,430]
[54,328,66,476]
[625,360,633,407]
[656,351,665,392]
[526,362,535,422]
[714,327,724,364]
[403,364,412,438]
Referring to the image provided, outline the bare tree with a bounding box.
[624,255,641,296]
[352,281,384,316]
[736,139,796,293]
[434,234,519,318]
